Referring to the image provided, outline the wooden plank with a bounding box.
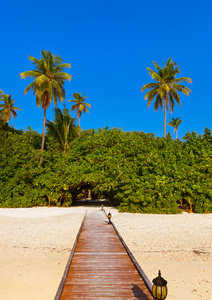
[56,210,154,299]
[104,210,153,294]
[54,211,87,300]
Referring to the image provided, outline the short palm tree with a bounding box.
[0,94,21,124]
[141,58,192,138]
[68,92,91,135]
[168,117,182,139]
[46,107,78,152]
[20,50,72,162]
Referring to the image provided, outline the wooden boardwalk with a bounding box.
[56,210,154,299]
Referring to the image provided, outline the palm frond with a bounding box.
[34,74,48,86]
[23,82,37,95]
[51,72,72,81]
[141,82,159,92]
[154,95,163,111]
[143,87,160,100]
[174,77,192,83]
[146,92,158,108]
[20,70,41,79]
[152,61,161,72]
[146,68,163,82]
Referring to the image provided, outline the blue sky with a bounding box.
[1,0,212,139]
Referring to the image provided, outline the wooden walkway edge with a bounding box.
[54,211,87,300]
[104,210,153,295]
[55,210,154,299]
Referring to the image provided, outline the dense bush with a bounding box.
[0,127,211,213]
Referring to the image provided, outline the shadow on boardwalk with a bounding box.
[132,283,150,300]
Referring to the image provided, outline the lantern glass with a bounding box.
[152,284,167,300]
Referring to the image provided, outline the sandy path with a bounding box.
[0,207,211,300]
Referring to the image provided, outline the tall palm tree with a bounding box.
[0,94,21,124]
[141,57,192,138]
[46,107,78,152]
[168,117,182,139]
[68,92,91,135]
[20,50,72,163]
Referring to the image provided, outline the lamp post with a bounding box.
[152,270,168,300]
[107,212,112,224]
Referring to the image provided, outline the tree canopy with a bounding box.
[0,127,211,213]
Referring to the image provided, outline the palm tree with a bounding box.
[20,50,72,163]
[0,94,21,124]
[46,107,78,152]
[168,117,182,139]
[68,92,91,135]
[141,58,192,138]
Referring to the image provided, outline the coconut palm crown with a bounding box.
[168,117,182,139]
[68,92,91,135]
[0,94,21,124]
[20,50,72,162]
[141,57,192,138]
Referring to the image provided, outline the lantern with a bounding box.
[152,270,168,300]
[107,212,112,224]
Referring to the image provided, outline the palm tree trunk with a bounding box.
[40,108,46,164]
[176,129,178,139]
[164,103,167,138]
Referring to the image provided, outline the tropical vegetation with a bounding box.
[20,50,72,162]
[168,117,182,139]
[0,94,21,123]
[0,126,211,213]
[0,54,211,214]
[0,93,21,129]
[68,92,91,135]
[141,58,192,138]
[46,107,78,152]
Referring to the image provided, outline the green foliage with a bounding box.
[0,127,211,213]
[46,107,78,152]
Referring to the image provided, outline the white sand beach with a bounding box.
[0,207,211,300]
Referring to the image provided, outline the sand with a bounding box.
[0,207,211,300]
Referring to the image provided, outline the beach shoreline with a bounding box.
[0,207,211,300]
